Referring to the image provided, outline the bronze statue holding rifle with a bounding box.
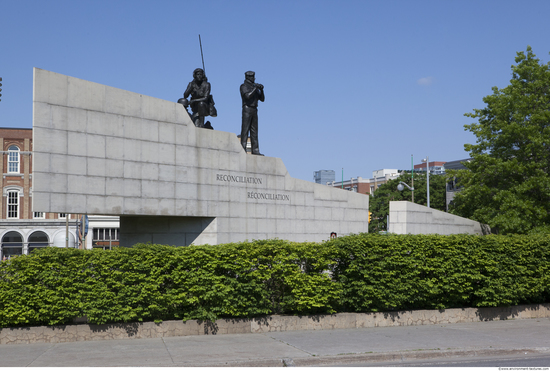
[178,35,217,128]
[240,71,265,155]
[182,68,216,128]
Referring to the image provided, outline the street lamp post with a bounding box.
[397,181,414,202]
[397,155,416,202]
[422,156,430,208]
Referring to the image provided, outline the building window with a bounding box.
[7,145,20,173]
[1,231,23,259]
[7,191,19,219]
[92,228,120,249]
[93,228,119,241]
[58,213,69,219]
[34,212,45,219]
[28,231,49,254]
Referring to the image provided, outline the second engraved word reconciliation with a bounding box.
[247,192,290,201]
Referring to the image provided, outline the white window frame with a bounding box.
[93,228,120,242]
[7,190,19,219]
[33,212,45,219]
[58,213,69,219]
[7,145,20,173]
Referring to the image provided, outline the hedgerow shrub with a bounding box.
[1,233,549,328]
[0,239,340,327]
[327,233,550,312]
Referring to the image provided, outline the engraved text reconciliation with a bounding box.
[247,192,290,201]
[216,174,262,184]
[216,173,290,202]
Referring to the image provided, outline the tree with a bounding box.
[369,172,447,233]
[450,47,550,234]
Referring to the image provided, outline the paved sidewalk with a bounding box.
[1,318,549,367]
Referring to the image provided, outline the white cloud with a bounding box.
[417,76,434,86]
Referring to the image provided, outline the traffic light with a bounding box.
[368,211,372,223]
[0,77,2,102]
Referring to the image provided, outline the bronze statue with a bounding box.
[182,68,216,128]
[240,71,265,155]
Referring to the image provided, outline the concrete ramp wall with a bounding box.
[388,201,487,235]
[32,68,369,245]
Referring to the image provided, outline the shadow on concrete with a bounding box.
[300,314,324,322]
[199,317,259,334]
[197,320,218,335]
[476,303,549,322]
[381,310,403,323]
[253,316,271,327]
[88,322,141,337]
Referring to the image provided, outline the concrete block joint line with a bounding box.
[1,303,549,345]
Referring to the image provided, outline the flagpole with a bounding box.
[411,154,414,203]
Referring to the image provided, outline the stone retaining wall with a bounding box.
[1,303,548,345]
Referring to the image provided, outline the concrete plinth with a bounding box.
[388,201,489,235]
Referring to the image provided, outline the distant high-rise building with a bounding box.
[313,170,335,185]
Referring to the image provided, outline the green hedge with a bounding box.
[328,234,550,311]
[1,234,549,328]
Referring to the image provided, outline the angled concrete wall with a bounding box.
[388,201,488,235]
[32,68,369,245]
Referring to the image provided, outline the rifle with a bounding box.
[199,34,205,73]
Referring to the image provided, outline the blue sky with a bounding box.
[2,0,550,182]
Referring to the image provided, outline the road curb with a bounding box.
[185,347,550,367]
[293,347,550,367]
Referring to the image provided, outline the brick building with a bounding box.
[413,161,446,174]
[0,128,119,259]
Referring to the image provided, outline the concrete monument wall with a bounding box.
[32,68,369,246]
[388,201,488,235]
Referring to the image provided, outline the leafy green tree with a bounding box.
[450,47,550,234]
[369,172,447,233]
